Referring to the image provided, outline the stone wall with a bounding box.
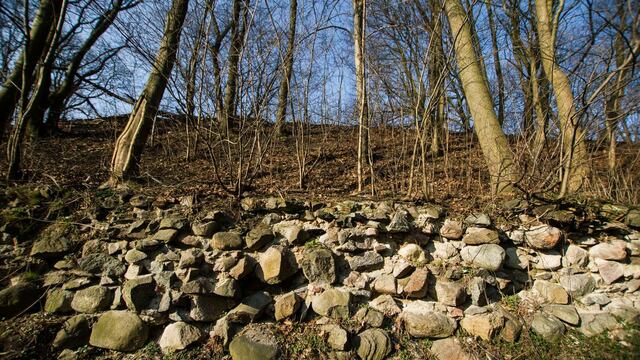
[1,194,639,359]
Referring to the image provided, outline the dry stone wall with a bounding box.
[1,194,640,359]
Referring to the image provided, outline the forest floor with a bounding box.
[0,116,638,213]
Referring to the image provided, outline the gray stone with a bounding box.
[178,248,203,268]
[301,247,336,284]
[214,274,239,298]
[533,280,569,304]
[559,274,596,298]
[354,307,384,328]
[159,217,188,230]
[245,223,274,250]
[30,223,73,259]
[543,304,579,325]
[531,312,565,340]
[229,325,280,360]
[77,253,125,277]
[211,232,244,250]
[578,312,620,336]
[191,221,218,237]
[44,288,74,313]
[322,324,348,351]
[402,308,456,338]
[462,227,499,245]
[189,295,235,322]
[123,274,156,311]
[158,321,203,353]
[369,294,401,316]
[468,277,486,306]
[152,228,179,243]
[373,274,397,295]
[273,221,308,245]
[435,280,466,306]
[533,251,562,270]
[356,328,391,360]
[226,292,272,323]
[464,213,491,227]
[349,251,384,272]
[312,288,351,319]
[387,211,412,233]
[625,209,640,228]
[89,311,149,352]
[53,315,90,350]
[71,285,113,313]
[460,244,505,271]
[124,249,148,264]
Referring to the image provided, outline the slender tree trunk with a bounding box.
[534,0,589,195]
[39,0,125,136]
[428,0,445,157]
[109,0,189,183]
[7,0,66,180]
[274,0,297,136]
[486,0,505,126]
[220,0,247,136]
[604,0,628,174]
[353,0,369,194]
[0,0,58,138]
[445,0,518,195]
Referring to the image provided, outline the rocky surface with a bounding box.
[1,194,640,359]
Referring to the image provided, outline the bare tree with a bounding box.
[274,0,297,136]
[109,0,189,183]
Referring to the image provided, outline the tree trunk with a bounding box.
[486,0,505,126]
[274,0,297,136]
[0,0,59,138]
[604,0,628,174]
[220,0,247,135]
[353,0,369,194]
[7,0,66,180]
[109,0,189,183]
[37,0,125,136]
[534,0,589,195]
[444,0,518,195]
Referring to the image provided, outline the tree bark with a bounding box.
[534,0,589,195]
[109,0,189,183]
[353,0,369,194]
[220,0,247,135]
[444,0,518,195]
[274,0,297,136]
[604,0,629,174]
[0,0,59,138]
[486,0,505,126]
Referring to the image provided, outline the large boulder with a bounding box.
[158,321,203,353]
[44,288,74,313]
[89,311,149,352]
[460,244,505,271]
[256,246,298,284]
[356,328,392,360]
[301,246,336,284]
